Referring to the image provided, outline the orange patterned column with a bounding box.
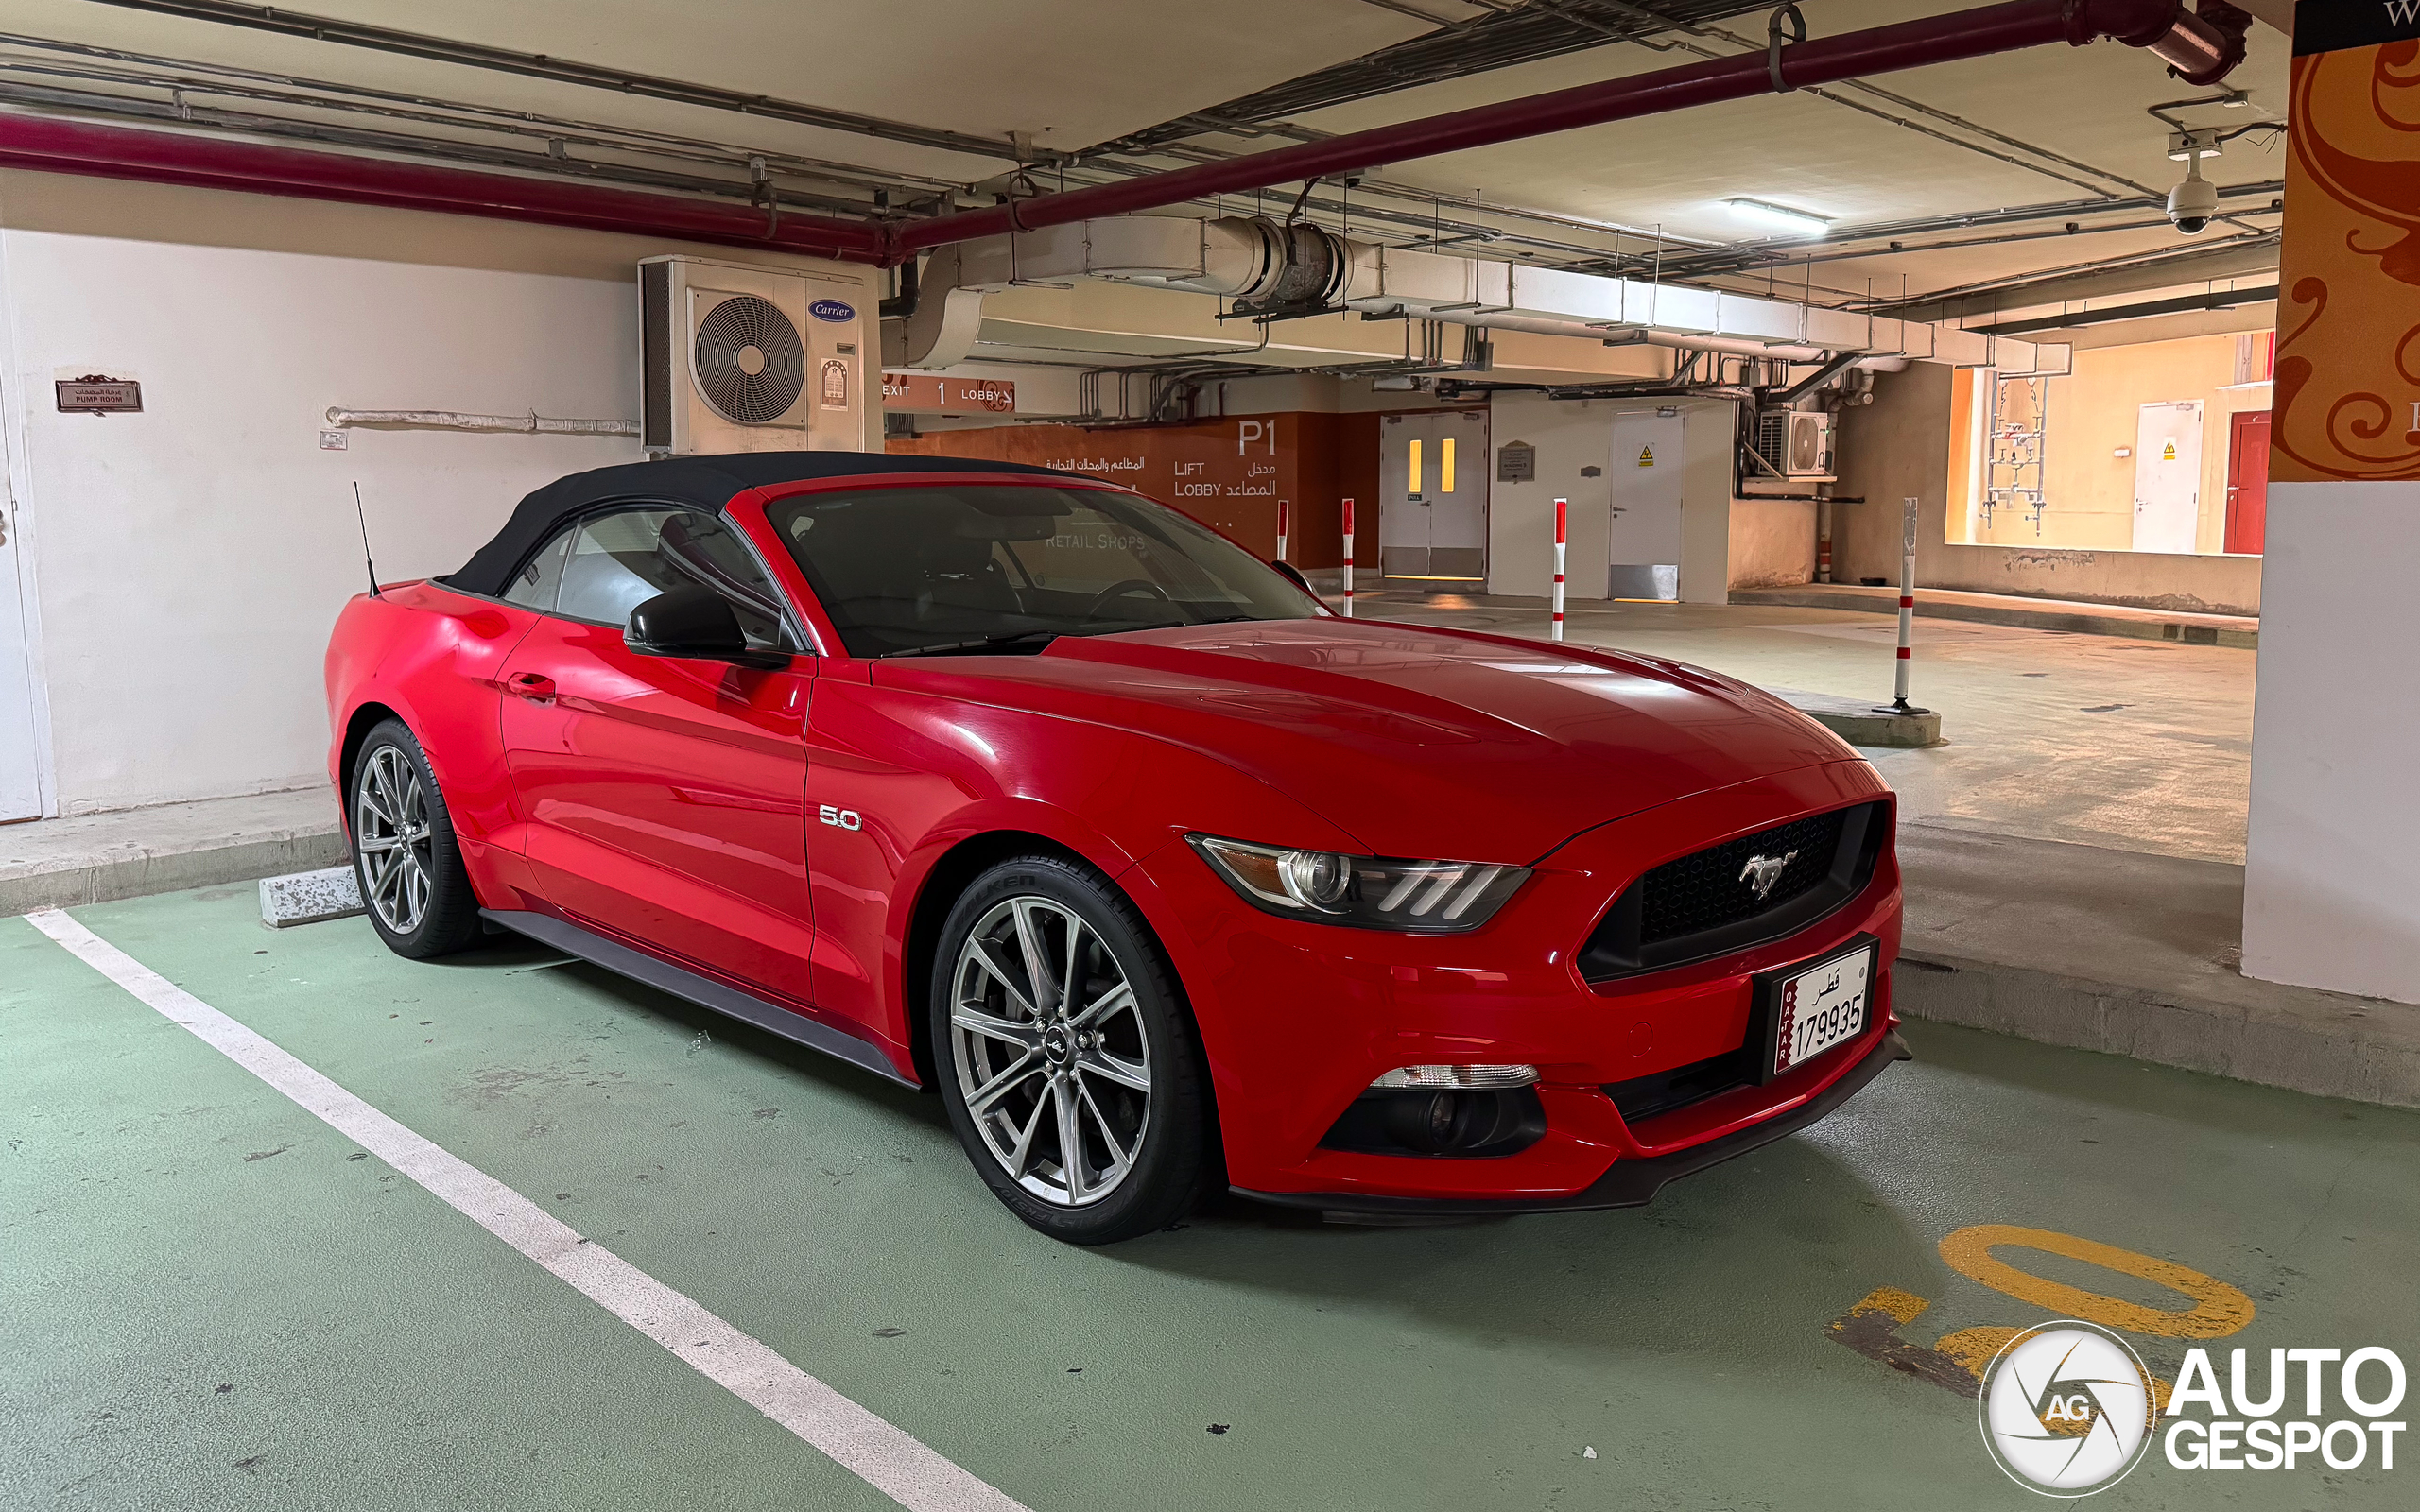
[2242,2,2420,1003]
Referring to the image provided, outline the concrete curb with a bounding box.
[2,790,349,917]
[1,827,349,916]
[1893,950,2420,1109]
[1732,586,2257,648]
[1771,688,1942,748]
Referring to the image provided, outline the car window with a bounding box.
[502,526,572,611]
[555,506,791,650]
[767,485,1320,659]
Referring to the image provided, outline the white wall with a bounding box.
[0,173,881,816]
[1486,392,1736,604]
[2241,480,2420,1005]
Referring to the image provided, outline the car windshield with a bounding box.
[766,484,1322,658]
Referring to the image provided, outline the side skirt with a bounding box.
[481,909,918,1089]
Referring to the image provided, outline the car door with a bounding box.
[495,503,819,1003]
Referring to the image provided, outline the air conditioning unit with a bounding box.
[639,255,873,455]
[1751,409,1836,481]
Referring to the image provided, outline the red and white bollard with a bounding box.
[1275,498,1289,564]
[1888,496,1929,714]
[1340,496,1356,618]
[1550,496,1567,642]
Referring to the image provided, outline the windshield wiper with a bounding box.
[877,629,1063,659]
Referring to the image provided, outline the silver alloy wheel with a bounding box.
[949,895,1152,1207]
[355,745,436,935]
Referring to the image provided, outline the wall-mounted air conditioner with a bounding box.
[1751,409,1835,481]
[639,255,872,455]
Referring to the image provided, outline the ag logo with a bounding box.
[1979,1321,2157,1497]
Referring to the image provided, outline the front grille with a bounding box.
[1639,809,1847,944]
[1579,800,1887,982]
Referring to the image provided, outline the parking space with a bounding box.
[9,887,2411,1511]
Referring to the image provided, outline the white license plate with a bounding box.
[1772,944,1873,1075]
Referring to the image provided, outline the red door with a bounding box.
[495,505,819,1003]
[499,618,818,1000]
[2225,411,2271,555]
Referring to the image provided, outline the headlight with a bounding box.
[1186,834,1529,933]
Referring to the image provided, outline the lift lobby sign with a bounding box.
[2271,0,2420,484]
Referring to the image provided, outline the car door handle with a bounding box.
[504,672,556,701]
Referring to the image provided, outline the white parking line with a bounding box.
[26,908,1029,1512]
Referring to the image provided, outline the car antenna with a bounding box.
[353,481,381,598]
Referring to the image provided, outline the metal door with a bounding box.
[1378,409,1488,584]
[0,477,39,821]
[2224,410,2271,555]
[1608,410,1685,600]
[2132,401,2204,554]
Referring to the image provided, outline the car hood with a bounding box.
[875,617,1855,863]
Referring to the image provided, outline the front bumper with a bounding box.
[1234,1029,1911,1215]
[1127,758,1905,1206]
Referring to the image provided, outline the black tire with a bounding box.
[349,719,484,960]
[930,854,1213,1245]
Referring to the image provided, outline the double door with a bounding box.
[1379,409,1489,584]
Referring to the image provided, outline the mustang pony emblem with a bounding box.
[1739,850,1798,901]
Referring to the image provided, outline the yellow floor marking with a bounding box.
[1936,1224,2256,1339]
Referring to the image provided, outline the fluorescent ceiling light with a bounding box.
[1726,197,1831,236]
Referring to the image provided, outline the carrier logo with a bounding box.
[807,299,856,322]
[1979,1322,2158,1497]
[1739,850,1796,901]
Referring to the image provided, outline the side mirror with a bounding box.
[1271,560,1316,596]
[627,585,787,669]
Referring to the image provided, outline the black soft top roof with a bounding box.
[442,450,1073,598]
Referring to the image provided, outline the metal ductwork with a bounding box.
[936,215,2053,372]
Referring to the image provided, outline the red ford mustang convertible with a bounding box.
[325,452,1907,1243]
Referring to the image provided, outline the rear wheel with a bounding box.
[931,855,1211,1244]
[350,720,483,959]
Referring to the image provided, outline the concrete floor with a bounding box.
[1363,593,2256,864]
[9,889,2414,1511]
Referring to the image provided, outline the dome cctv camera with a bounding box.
[2168,155,2219,236]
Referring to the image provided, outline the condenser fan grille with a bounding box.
[693,294,806,424]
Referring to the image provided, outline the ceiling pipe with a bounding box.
[0,0,2237,278]
[0,112,889,264]
[890,0,2228,262]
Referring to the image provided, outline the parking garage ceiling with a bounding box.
[0,0,2290,338]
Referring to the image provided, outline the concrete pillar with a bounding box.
[2241,6,2420,1005]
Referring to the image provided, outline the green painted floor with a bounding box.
[6,886,2413,1510]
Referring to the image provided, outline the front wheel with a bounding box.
[931,855,1212,1244]
[350,720,483,959]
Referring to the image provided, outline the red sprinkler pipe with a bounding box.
[892,0,2222,260]
[0,112,889,264]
